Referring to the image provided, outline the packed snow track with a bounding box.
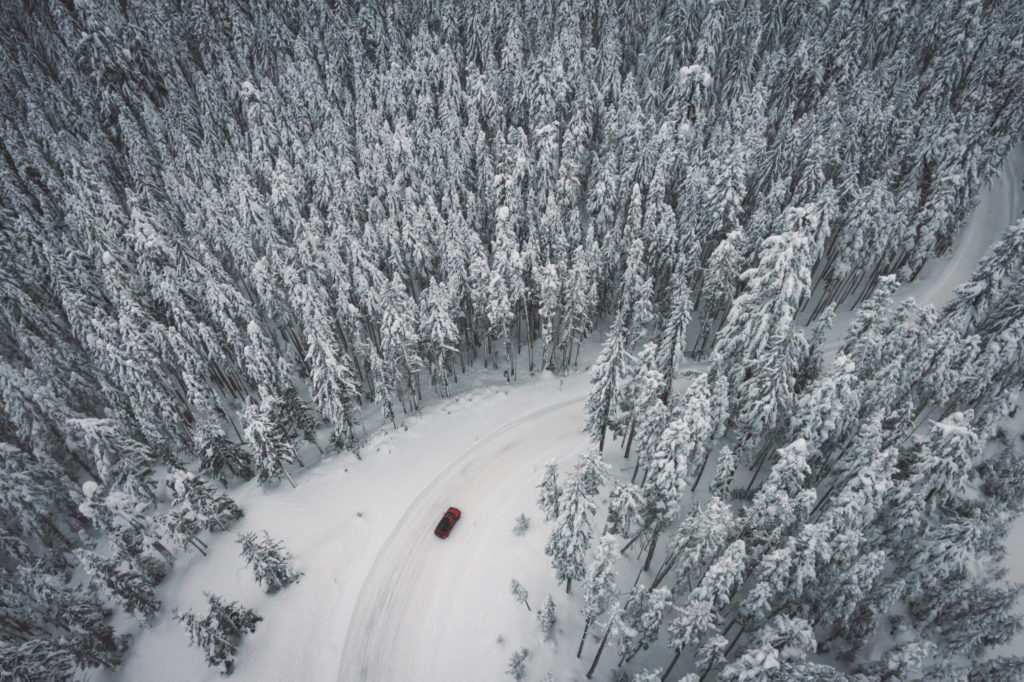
[337,394,586,682]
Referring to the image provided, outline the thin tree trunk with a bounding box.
[623,420,636,459]
[577,617,591,658]
[620,527,646,555]
[643,529,660,572]
[724,625,746,658]
[691,448,712,492]
[585,625,612,679]
[661,649,682,681]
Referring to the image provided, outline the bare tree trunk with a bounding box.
[585,625,612,679]
[643,529,660,572]
[623,420,636,459]
[661,649,682,681]
[577,617,591,658]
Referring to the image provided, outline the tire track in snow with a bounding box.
[338,394,585,682]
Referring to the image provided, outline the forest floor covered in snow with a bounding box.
[104,145,1024,682]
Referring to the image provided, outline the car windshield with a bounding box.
[437,518,451,530]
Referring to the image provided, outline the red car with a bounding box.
[434,507,461,538]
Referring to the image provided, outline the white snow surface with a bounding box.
[108,144,1024,682]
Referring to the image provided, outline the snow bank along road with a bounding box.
[337,387,588,682]
[336,145,1024,682]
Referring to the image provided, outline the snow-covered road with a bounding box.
[337,394,588,681]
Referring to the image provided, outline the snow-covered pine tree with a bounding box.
[711,205,822,440]
[0,443,80,568]
[510,578,531,611]
[74,548,160,620]
[243,394,303,488]
[237,531,303,593]
[709,446,736,499]
[652,496,734,593]
[167,470,243,532]
[537,461,562,522]
[605,482,645,538]
[539,595,557,641]
[419,278,460,397]
[0,564,128,672]
[718,615,816,682]
[696,229,743,354]
[506,647,528,681]
[615,584,671,665]
[195,422,255,486]
[174,592,261,675]
[578,534,619,657]
[662,597,720,681]
[585,316,632,452]
[545,465,597,594]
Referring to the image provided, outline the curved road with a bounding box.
[338,395,586,682]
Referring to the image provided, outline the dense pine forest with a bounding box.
[1,0,1024,678]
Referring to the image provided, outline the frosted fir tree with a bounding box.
[795,302,835,390]
[369,349,400,429]
[158,508,208,556]
[174,592,261,675]
[615,585,671,665]
[506,647,529,681]
[909,411,979,515]
[513,514,530,536]
[510,578,531,611]
[662,598,720,681]
[166,469,243,532]
[537,462,562,522]
[697,229,744,350]
[65,417,158,505]
[242,321,287,399]
[195,422,255,486]
[0,443,79,566]
[711,206,821,436]
[691,539,747,610]
[538,595,557,641]
[585,316,632,452]
[276,385,325,453]
[617,236,655,348]
[694,633,729,681]
[652,496,733,593]
[605,482,644,538]
[243,394,303,488]
[616,343,669,462]
[575,448,610,497]
[654,265,693,396]
[578,535,619,657]
[544,467,596,594]
[0,638,77,681]
[709,446,736,498]
[419,278,460,397]
[790,353,861,460]
[291,279,360,442]
[237,531,303,593]
[2,564,129,671]
[718,615,815,682]
[74,548,160,620]
[635,404,698,569]
[678,374,718,491]
[943,218,1024,334]
[79,481,176,570]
